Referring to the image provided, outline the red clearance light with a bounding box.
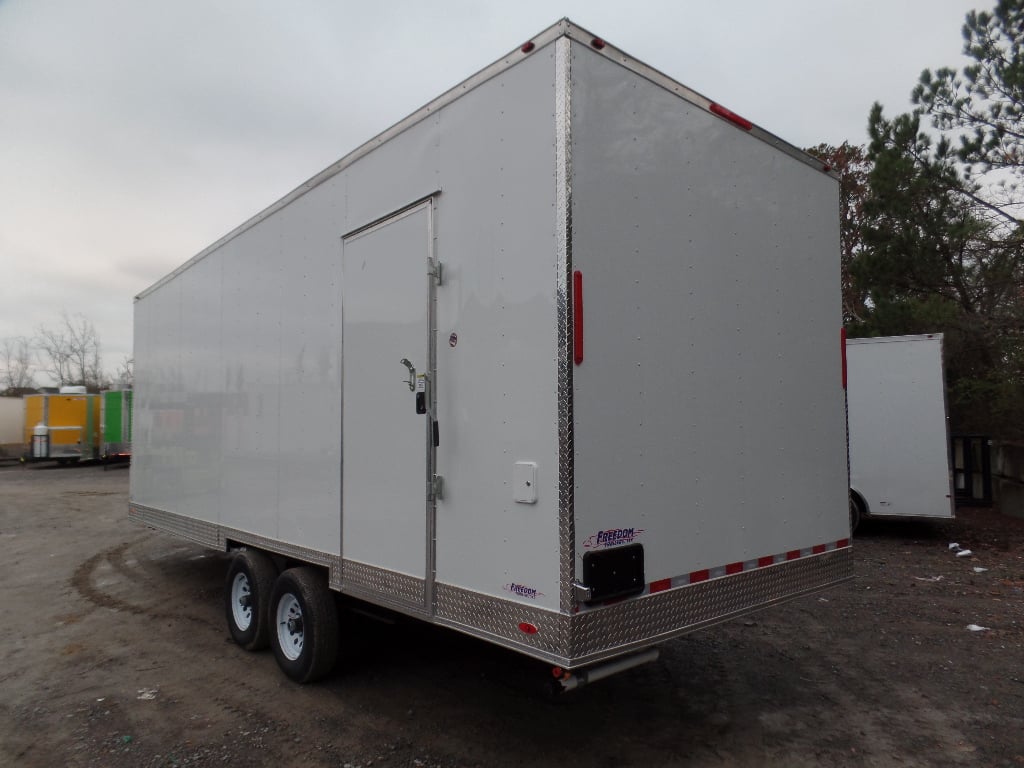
[841,327,848,390]
[709,102,753,131]
[573,270,584,365]
[521,41,535,53]
[518,622,538,634]
[590,38,606,50]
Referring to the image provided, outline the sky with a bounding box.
[0,0,982,385]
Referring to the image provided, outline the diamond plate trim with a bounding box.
[569,548,853,665]
[555,36,576,614]
[131,505,852,669]
[431,549,852,668]
[341,559,426,614]
[435,583,572,661]
[128,504,342,583]
[222,527,336,569]
[129,503,219,549]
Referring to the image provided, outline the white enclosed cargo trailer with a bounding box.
[846,334,954,526]
[131,19,852,687]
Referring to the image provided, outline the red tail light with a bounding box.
[573,270,584,365]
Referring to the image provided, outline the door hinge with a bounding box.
[428,259,443,285]
[430,474,444,501]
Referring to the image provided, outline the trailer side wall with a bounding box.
[132,47,563,609]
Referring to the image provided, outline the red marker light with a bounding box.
[709,102,753,131]
[590,38,606,50]
[573,270,584,365]
[518,622,538,635]
[521,41,535,53]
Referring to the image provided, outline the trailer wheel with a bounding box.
[269,567,339,683]
[849,492,865,534]
[225,549,277,650]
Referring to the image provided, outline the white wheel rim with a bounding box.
[230,572,252,631]
[276,593,304,661]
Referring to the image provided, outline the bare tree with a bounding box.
[36,312,108,390]
[1,336,35,391]
[114,355,134,389]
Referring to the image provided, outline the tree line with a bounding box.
[1,312,132,394]
[809,0,1024,440]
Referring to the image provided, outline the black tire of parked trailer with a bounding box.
[268,566,340,683]
[224,549,278,650]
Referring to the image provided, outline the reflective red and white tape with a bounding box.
[647,538,850,594]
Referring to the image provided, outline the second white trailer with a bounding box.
[847,334,955,526]
[130,20,852,687]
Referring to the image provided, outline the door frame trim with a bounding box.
[340,192,441,616]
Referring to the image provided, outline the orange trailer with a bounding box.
[23,388,100,463]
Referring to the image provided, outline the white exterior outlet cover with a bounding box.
[513,462,538,504]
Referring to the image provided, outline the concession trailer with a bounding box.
[130,19,853,688]
[23,388,100,464]
[100,389,133,462]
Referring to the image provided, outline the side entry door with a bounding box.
[341,199,438,613]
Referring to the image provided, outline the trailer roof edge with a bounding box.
[137,17,834,301]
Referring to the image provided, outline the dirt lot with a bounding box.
[1,464,1022,768]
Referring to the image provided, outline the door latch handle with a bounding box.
[400,358,416,392]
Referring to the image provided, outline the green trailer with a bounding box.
[101,389,133,462]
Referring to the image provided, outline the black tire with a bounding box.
[849,492,865,534]
[269,567,339,683]
[225,549,277,651]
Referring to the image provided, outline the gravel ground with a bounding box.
[1,463,1022,767]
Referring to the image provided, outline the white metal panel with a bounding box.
[172,254,223,524]
[274,192,344,554]
[342,203,432,580]
[131,275,183,513]
[569,43,849,584]
[218,221,282,538]
[432,46,561,610]
[847,335,954,519]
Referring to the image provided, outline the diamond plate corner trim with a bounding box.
[555,35,576,615]
[435,582,572,662]
[567,548,854,665]
[341,559,426,613]
[129,503,219,549]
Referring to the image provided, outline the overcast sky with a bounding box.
[0,0,980,385]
